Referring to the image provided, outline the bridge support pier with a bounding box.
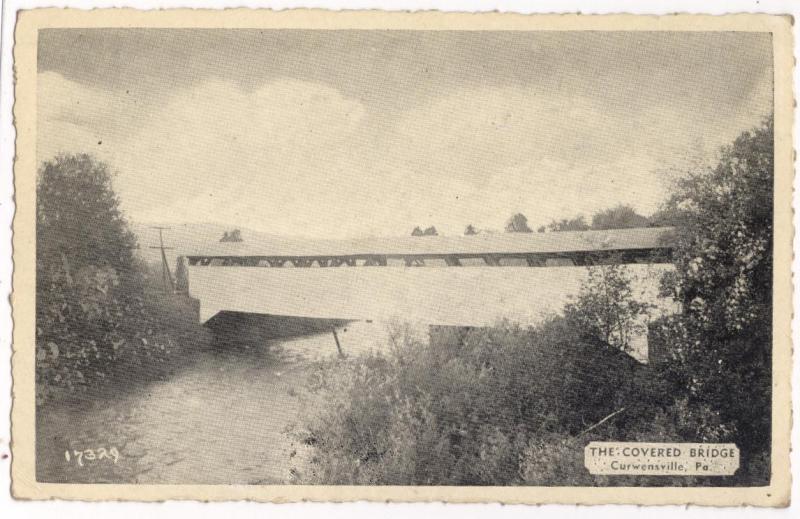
[331,328,345,358]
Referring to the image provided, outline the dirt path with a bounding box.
[36,322,390,484]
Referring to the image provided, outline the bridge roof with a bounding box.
[186,226,675,258]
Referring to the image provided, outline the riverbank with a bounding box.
[36,322,386,484]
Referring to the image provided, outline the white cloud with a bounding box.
[38,71,771,239]
[38,71,131,163]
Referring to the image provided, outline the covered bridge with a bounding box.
[183,227,678,363]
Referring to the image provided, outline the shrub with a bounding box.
[296,310,764,486]
[295,319,644,485]
[564,263,653,353]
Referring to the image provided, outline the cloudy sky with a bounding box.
[38,29,772,239]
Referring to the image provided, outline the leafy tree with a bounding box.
[36,155,142,399]
[658,117,773,479]
[543,206,651,233]
[505,213,532,233]
[547,216,589,232]
[591,204,650,230]
[220,229,243,242]
[412,226,438,236]
[648,206,682,227]
[464,224,478,235]
[35,154,208,403]
[37,154,137,276]
[564,264,651,353]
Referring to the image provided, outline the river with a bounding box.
[35,321,396,484]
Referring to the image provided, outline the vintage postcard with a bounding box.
[10,9,793,505]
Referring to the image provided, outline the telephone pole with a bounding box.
[149,226,175,293]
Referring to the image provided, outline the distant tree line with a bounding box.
[415,204,668,237]
[525,205,657,233]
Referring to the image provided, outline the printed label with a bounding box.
[584,442,739,476]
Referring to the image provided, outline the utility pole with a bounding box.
[149,226,175,293]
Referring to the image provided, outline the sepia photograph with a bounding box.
[8,8,793,506]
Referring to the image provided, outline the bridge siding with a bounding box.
[188,264,677,359]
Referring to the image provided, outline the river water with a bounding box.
[36,321,396,484]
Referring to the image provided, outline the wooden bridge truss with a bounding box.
[186,248,671,268]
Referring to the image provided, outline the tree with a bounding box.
[658,117,773,478]
[547,216,589,232]
[464,224,478,235]
[35,154,212,405]
[412,226,438,236]
[220,229,243,242]
[564,264,651,353]
[505,213,532,233]
[543,206,652,232]
[648,206,682,227]
[37,154,137,276]
[36,155,145,400]
[591,204,651,230]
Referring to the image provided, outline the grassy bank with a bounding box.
[292,319,766,486]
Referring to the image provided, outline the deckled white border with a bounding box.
[1,1,798,517]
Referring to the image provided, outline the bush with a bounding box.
[564,263,653,353]
[296,310,764,486]
[295,319,646,485]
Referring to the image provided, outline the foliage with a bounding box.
[517,396,730,487]
[591,204,651,230]
[36,154,211,404]
[37,154,137,274]
[564,264,652,353]
[546,215,590,232]
[220,229,243,242]
[296,319,646,485]
[464,224,478,235]
[542,205,650,233]
[505,213,532,233]
[411,226,438,236]
[656,116,773,480]
[296,314,759,486]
